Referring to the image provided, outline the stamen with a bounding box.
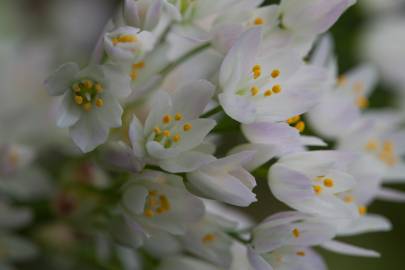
[162,114,172,124]
[202,233,216,244]
[336,75,347,86]
[173,134,181,142]
[358,205,367,216]
[72,83,81,92]
[353,81,364,93]
[313,185,322,195]
[130,70,138,80]
[83,80,93,89]
[154,127,162,134]
[163,130,171,137]
[95,83,103,93]
[132,61,145,69]
[365,139,378,151]
[296,251,306,256]
[74,96,83,105]
[292,228,300,238]
[95,98,104,108]
[175,113,183,121]
[113,35,137,45]
[271,69,280,78]
[343,195,354,203]
[294,121,305,133]
[323,178,334,188]
[251,86,259,96]
[144,209,154,218]
[254,17,264,25]
[356,96,368,109]
[272,84,282,94]
[183,123,192,132]
[287,115,301,124]
[264,90,272,96]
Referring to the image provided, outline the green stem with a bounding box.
[159,42,211,76]
[201,106,222,118]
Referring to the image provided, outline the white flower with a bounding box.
[249,246,327,270]
[45,63,131,152]
[0,144,34,176]
[219,28,327,124]
[178,213,236,268]
[186,151,257,207]
[249,211,333,270]
[121,170,205,235]
[157,255,220,270]
[128,80,216,173]
[268,151,360,219]
[104,26,155,62]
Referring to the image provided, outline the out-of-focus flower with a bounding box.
[104,26,156,62]
[269,151,359,219]
[186,151,257,207]
[45,63,131,152]
[157,255,220,270]
[128,80,216,173]
[219,28,326,124]
[121,170,205,236]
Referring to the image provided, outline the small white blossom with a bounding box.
[45,63,131,152]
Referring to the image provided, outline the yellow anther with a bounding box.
[314,175,325,181]
[144,209,154,218]
[83,80,93,89]
[292,228,300,238]
[251,86,259,96]
[183,123,192,132]
[130,70,138,80]
[356,96,368,109]
[343,195,354,203]
[175,113,183,121]
[202,233,217,244]
[254,17,264,25]
[252,64,261,72]
[271,69,281,78]
[154,127,162,134]
[252,65,261,79]
[383,141,394,152]
[95,98,104,108]
[163,130,171,137]
[296,251,306,257]
[294,121,305,133]
[365,139,378,151]
[72,83,81,92]
[313,185,322,195]
[132,61,145,69]
[162,114,172,124]
[287,115,301,124]
[323,178,334,188]
[159,195,171,212]
[74,95,83,105]
[264,90,272,97]
[113,35,137,45]
[95,83,103,93]
[83,103,92,112]
[173,134,181,142]
[272,84,282,94]
[358,205,367,216]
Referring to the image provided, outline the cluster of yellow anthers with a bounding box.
[250,64,282,98]
[312,176,334,196]
[112,34,137,46]
[341,194,367,216]
[365,139,397,166]
[287,115,305,133]
[337,75,369,109]
[201,233,217,245]
[130,61,145,81]
[253,17,265,25]
[71,80,104,112]
[153,113,193,149]
[143,190,171,218]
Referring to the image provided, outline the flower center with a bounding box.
[151,113,192,148]
[130,61,145,81]
[71,79,104,112]
[201,233,217,245]
[287,115,305,133]
[365,139,397,166]
[143,190,171,218]
[112,34,138,46]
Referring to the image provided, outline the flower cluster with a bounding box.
[1,0,404,269]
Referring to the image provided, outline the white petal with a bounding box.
[338,214,391,236]
[129,115,146,159]
[159,151,215,173]
[377,188,405,202]
[103,63,132,98]
[56,92,81,128]
[144,90,172,134]
[45,62,79,96]
[229,143,279,171]
[219,93,256,124]
[321,240,380,257]
[122,185,148,215]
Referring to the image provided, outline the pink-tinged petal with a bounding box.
[377,188,405,203]
[172,80,215,119]
[219,27,262,93]
[45,62,79,96]
[219,93,257,124]
[321,240,380,257]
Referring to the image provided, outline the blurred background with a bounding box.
[1,0,405,269]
